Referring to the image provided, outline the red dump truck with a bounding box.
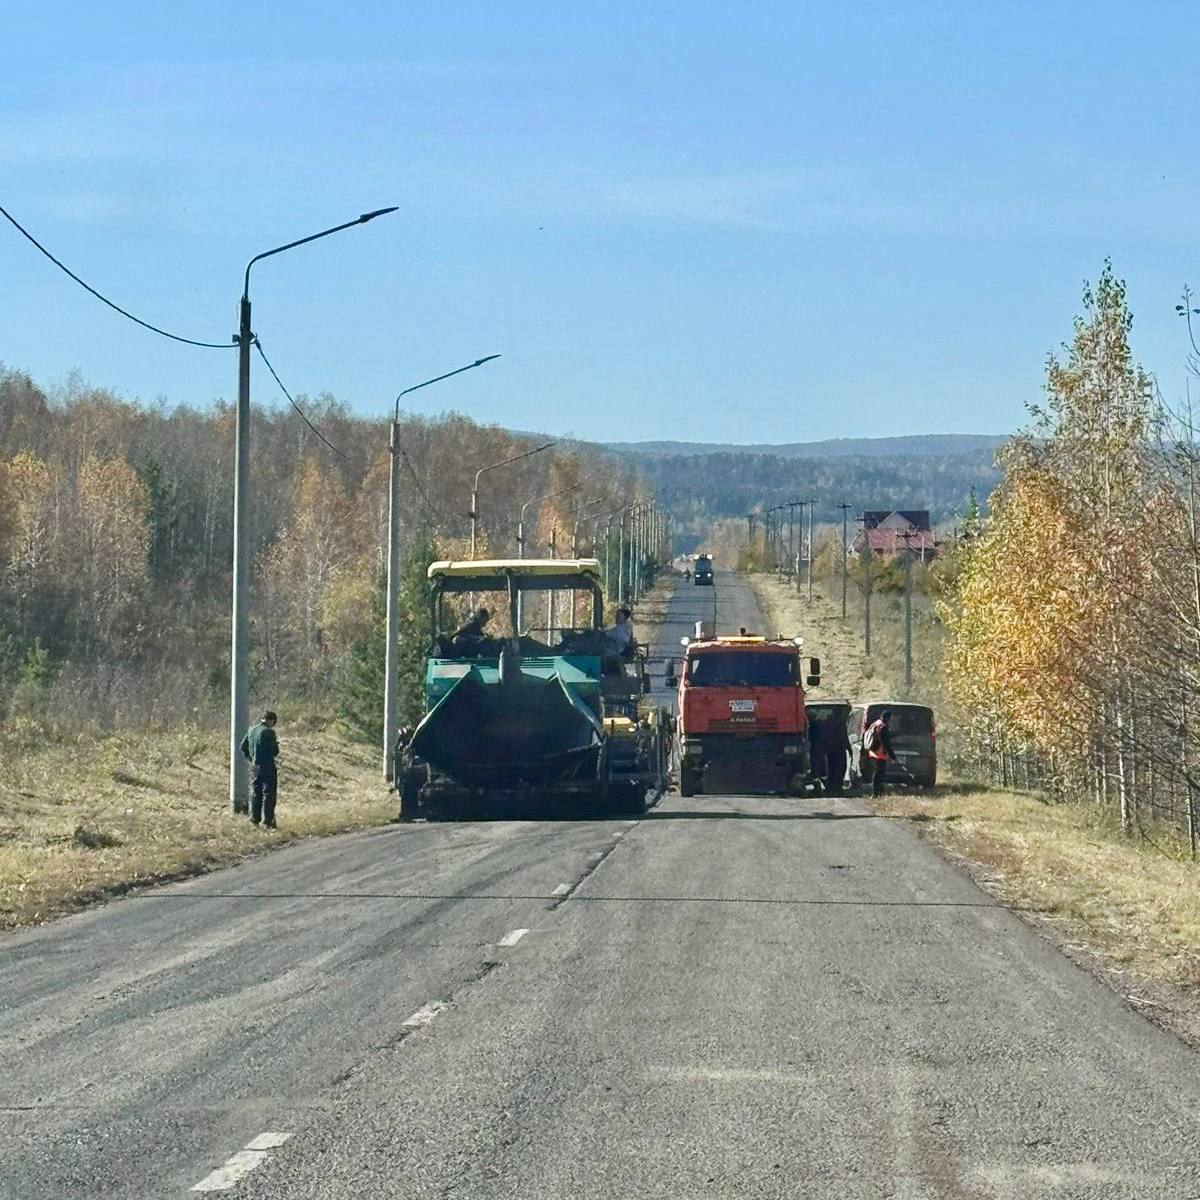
[669,627,821,796]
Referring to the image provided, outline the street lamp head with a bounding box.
[473,355,502,367]
[359,207,400,222]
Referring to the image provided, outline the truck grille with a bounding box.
[707,718,779,733]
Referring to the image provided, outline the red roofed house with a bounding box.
[852,511,938,561]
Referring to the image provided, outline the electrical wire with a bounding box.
[253,338,347,459]
[0,202,232,350]
[399,447,449,523]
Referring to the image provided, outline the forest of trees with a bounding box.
[0,369,642,740]
[943,264,1200,851]
[627,446,1001,531]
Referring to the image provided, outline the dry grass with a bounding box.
[875,787,1200,989]
[0,721,393,931]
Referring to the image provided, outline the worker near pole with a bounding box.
[862,708,897,797]
[240,711,280,829]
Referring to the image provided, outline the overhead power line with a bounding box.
[0,202,232,349]
[253,338,346,459]
[399,447,448,523]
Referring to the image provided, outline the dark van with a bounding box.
[693,555,714,586]
[848,701,936,788]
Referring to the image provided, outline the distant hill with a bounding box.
[606,434,1009,460]
[606,434,1008,529]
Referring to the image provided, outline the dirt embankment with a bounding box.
[0,723,392,932]
[746,572,873,699]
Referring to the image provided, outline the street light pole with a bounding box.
[838,502,852,620]
[382,355,500,781]
[229,206,398,814]
[806,497,815,602]
[470,441,555,559]
[518,483,580,559]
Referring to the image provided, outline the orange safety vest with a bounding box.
[865,719,888,761]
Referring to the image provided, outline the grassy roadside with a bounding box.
[0,719,393,932]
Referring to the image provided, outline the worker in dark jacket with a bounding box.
[824,715,853,794]
[240,711,280,829]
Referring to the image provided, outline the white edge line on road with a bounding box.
[551,883,571,896]
[403,1000,446,1029]
[498,927,529,947]
[191,1132,292,1192]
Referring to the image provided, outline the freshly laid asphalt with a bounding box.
[3,570,1199,1198]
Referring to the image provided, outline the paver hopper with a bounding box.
[395,559,668,819]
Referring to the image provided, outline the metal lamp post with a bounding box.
[518,483,580,559]
[515,483,580,635]
[469,442,554,559]
[230,206,398,814]
[382,355,500,780]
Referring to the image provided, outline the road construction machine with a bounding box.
[395,559,670,819]
[668,626,820,796]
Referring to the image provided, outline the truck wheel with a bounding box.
[399,768,423,822]
[679,764,700,797]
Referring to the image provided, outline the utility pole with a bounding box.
[838,502,852,620]
[382,356,499,781]
[788,502,797,579]
[860,517,872,655]
[904,545,913,694]
[902,532,912,700]
[470,441,554,559]
[230,205,398,813]
[806,497,815,602]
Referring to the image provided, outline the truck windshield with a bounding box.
[688,652,795,687]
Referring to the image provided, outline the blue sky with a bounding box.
[2,1,1197,443]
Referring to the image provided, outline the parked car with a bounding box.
[848,701,937,788]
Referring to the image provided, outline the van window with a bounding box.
[868,706,933,735]
[688,652,795,687]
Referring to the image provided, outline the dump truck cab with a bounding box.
[670,627,820,796]
[396,559,667,819]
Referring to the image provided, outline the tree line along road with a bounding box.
[1,569,1198,1197]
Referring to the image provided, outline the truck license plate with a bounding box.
[729,699,756,714]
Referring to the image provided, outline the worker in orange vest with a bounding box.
[862,709,897,797]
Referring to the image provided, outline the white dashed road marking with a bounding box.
[551,883,571,897]
[403,1001,446,1029]
[498,928,529,947]
[191,1132,292,1192]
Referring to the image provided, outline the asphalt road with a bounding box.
[3,569,1200,1198]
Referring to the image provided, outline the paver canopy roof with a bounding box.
[427,558,601,580]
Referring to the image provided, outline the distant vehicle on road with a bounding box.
[848,701,936,788]
[668,629,820,796]
[693,554,714,586]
